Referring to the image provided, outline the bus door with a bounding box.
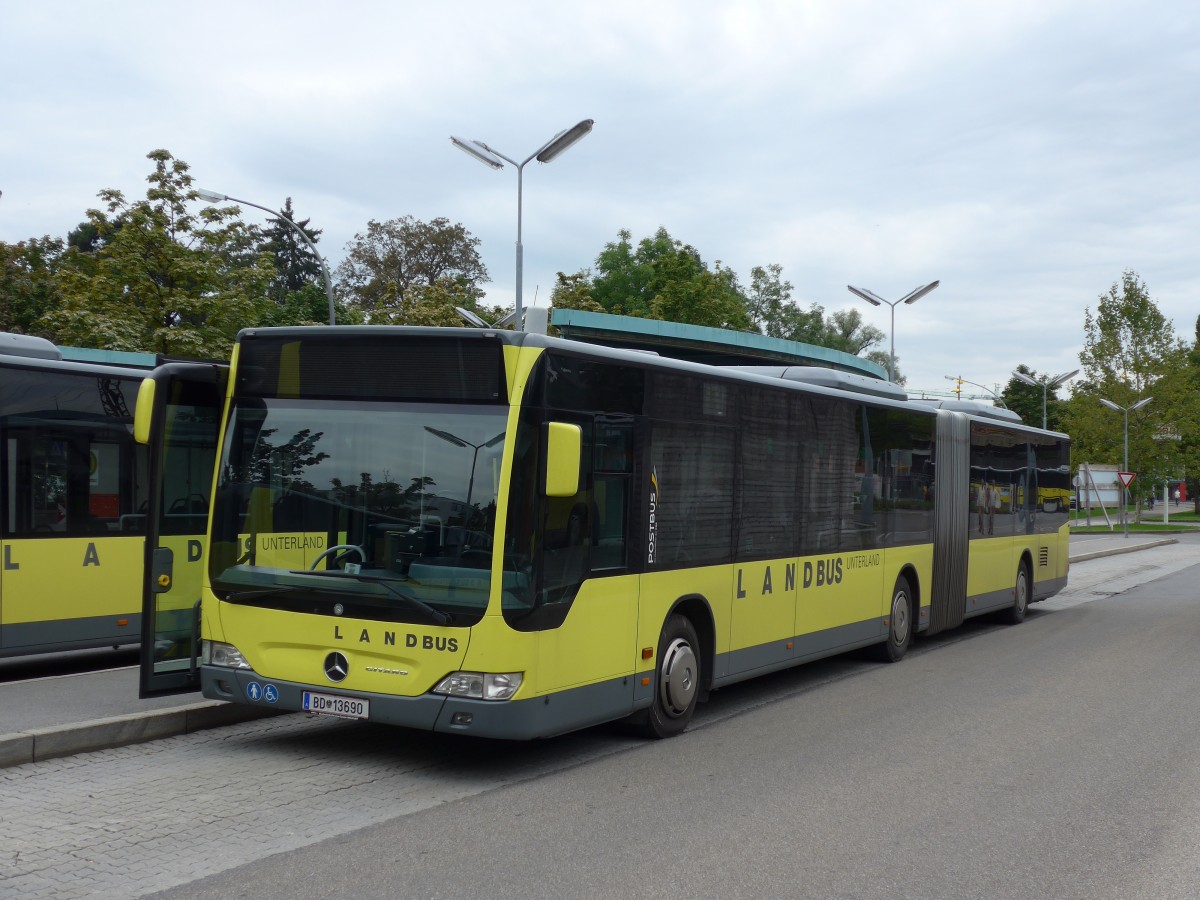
[136,363,226,698]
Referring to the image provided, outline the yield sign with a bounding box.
[1117,471,1136,489]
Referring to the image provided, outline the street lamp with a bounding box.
[1012,369,1079,429]
[450,119,594,332]
[1098,395,1153,537]
[196,189,336,325]
[847,281,939,382]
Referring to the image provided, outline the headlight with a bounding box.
[432,671,523,701]
[202,640,253,670]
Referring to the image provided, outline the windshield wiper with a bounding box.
[295,570,452,626]
[218,584,307,603]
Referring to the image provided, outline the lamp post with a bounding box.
[451,119,594,332]
[1099,395,1153,537]
[847,281,939,382]
[196,190,336,325]
[1012,369,1079,429]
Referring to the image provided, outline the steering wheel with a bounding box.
[309,543,366,571]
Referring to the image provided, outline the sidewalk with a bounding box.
[0,664,270,768]
[1066,532,1179,562]
[0,532,1187,769]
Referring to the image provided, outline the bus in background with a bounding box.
[0,332,214,659]
[136,326,1070,738]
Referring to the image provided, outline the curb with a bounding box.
[1068,537,1178,564]
[0,701,277,770]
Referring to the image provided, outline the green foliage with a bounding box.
[335,216,489,322]
[554,228,894,371]
[0,236,65,335]
[256,283,343,328]
[588,227,750,329]
[746,263,825,341]
[67,219,113,254]
[352,277,488,327]
[40,149,273,357]
[820,308,885,356]
[1079,270,1181,390]
[549,271,604,313]
[259,197,324,301]
[1065,270,1197,499]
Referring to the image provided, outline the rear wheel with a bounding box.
[876,575,913,663]
[1004,562,1030,624]
[640,614,701,739]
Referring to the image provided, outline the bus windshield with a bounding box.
[208,398,510,625]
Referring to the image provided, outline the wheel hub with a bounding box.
[892,592,910,644]
[659,637,697,716]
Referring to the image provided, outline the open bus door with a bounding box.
[135,363,227,698]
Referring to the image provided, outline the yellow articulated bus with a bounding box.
[0,333,210,659]
[137,327,1070,738]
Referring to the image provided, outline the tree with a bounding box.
[0,236,66,335]
[548,271,604,313]
[588,227,750,329]
[40,149,273,357]
[256,282,354,328]
[259,197,324,301]
[745,263,789,333]
[819,308,885,356]
[1065,270,1197,501]
[335,216,489,322]
[745,264,826,342]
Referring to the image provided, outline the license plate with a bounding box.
[302,691,369,719]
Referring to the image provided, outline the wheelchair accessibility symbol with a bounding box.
[263,684,279,703]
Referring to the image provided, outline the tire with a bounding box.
[1004,562,1030,625]
[876,575,913,663]
[640,613,701,739]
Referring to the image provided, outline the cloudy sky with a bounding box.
[2,1,1196,399]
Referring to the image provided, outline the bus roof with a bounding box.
[233,325,1067,436]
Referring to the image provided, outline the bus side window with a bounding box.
[540,420,592,604]
[592,418,633,570]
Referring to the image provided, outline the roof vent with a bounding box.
[0,332,61,360]
[727,365,908,401]
[910,398,1023,423]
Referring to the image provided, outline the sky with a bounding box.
[2,1,1197,400]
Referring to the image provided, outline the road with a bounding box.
[3,540,1200,899]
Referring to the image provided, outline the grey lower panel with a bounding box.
[714,617,886,689]
[201,666,638,740]
[0,614,141,657]
[962,588,1013,619]
[1032,575,1067,602]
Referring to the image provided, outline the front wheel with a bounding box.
[640,614,701,739]
[876,575,913,663]
[1004,562,1030,624]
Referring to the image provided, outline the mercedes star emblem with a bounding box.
[324,651,349,683]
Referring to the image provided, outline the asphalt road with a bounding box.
[5,538,1198,898]
[145,542,1200,900]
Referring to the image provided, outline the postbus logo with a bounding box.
[647,467,659,564]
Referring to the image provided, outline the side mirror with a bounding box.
[545,422,582,498]
[133,378,156,445]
